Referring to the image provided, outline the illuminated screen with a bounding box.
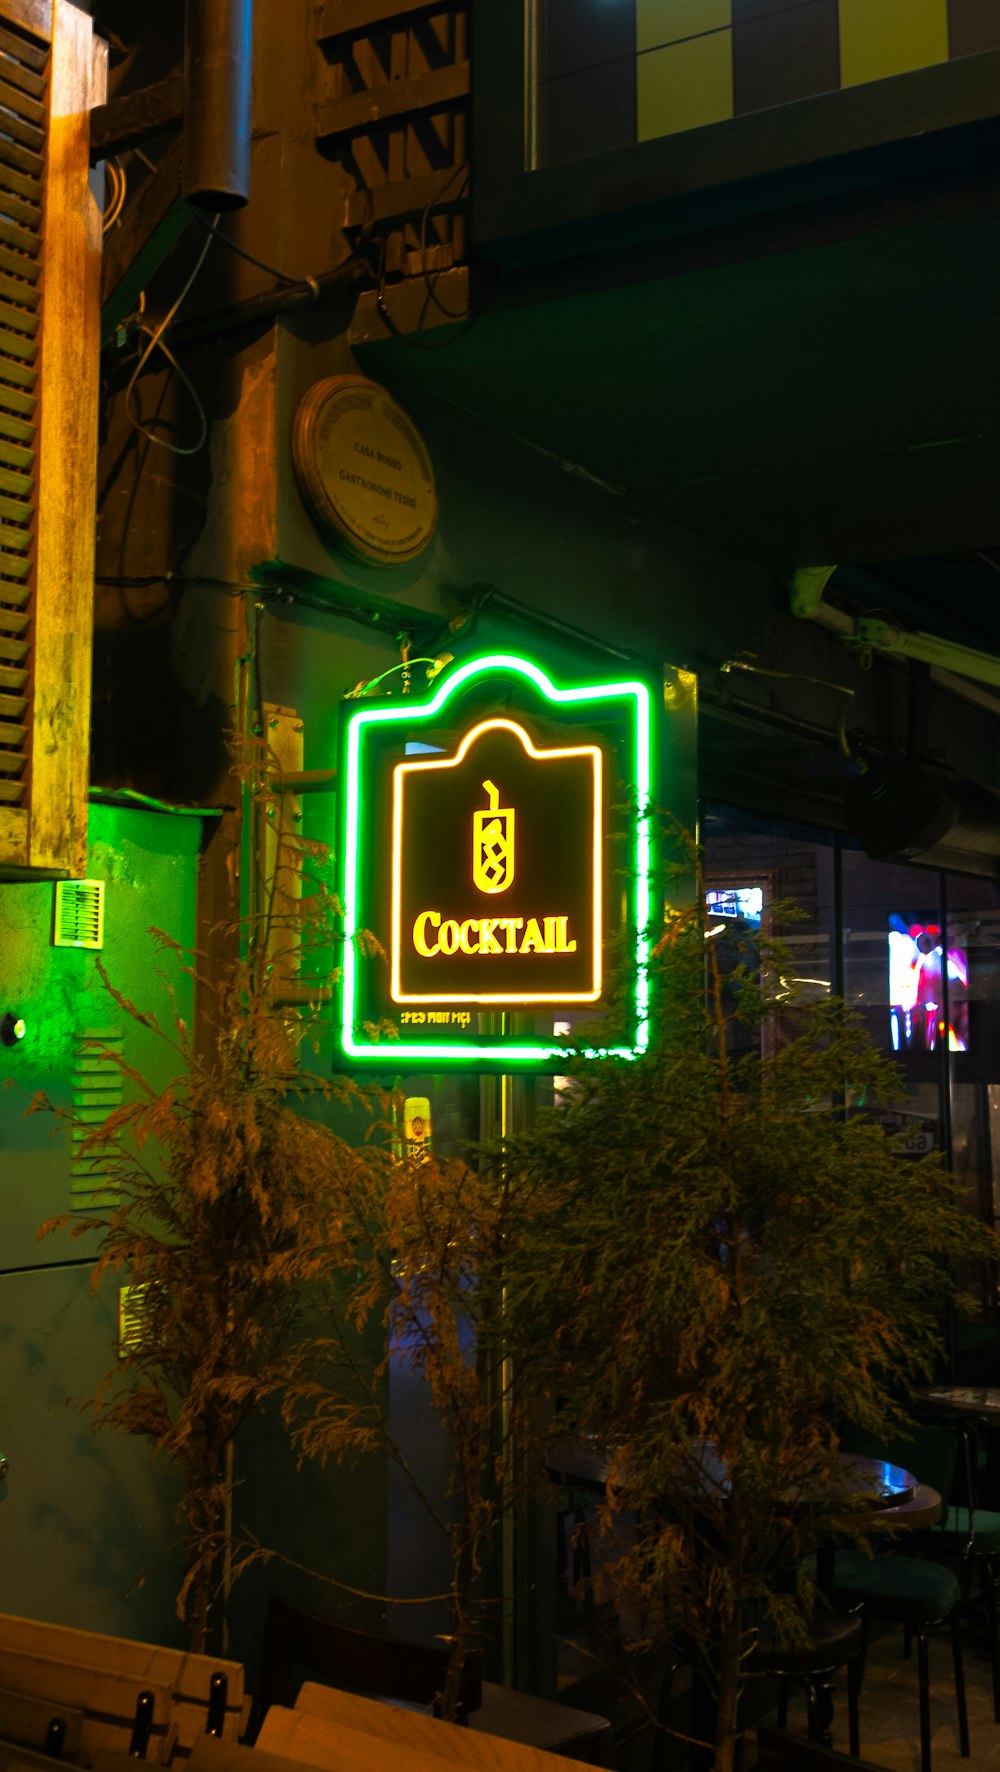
[888,915,969,1053]
[705,885,764,928]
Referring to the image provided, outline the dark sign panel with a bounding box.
[338,652,654,1069]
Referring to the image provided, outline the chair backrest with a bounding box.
[839,1420,957,1509]
[257,1597,483,1727]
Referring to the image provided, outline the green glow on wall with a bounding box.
[339,652,653,1069]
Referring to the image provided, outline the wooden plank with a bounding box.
[0,1648,171,1727]
[0,1685,84,1757]
[0,50,46,103]
[316,0,463,42]
[89,71,184,164]
[0,2,50,51]
[257,1705,596,1772]
[0,1618,244,1712]
[316,60,469,141]
[343,165,468,231]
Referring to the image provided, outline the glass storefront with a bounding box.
[704,804,1000,1338]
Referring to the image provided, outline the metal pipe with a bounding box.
[171,258,368,344]
[183,0,253,210]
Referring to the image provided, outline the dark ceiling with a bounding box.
[355,158,1000,660]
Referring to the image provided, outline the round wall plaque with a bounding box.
[292,374,438,566]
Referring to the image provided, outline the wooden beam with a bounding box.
[316,0,464,44]
[89,71,183,164]
[343,164,468,231]
[316,60,468,141]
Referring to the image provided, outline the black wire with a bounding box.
[96,572,250,599]
[197,214,301,287]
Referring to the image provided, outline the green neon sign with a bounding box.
[338,652,653,1069]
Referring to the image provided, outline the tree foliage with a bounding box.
[32,769,391,1652]
[496,862,996,1771]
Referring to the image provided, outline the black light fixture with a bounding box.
[0,1012,25,1046]
[844,756,1000,876]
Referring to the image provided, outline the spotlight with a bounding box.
[0,1013,25,1046]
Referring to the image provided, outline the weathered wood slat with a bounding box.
[0,382,36,418]
[0,662,27,690]
[317,60,469,141]
[0,239,40,283]
[0,551,31,578]
[0,25,48,75]
[0,467,33,502]
[0,517,31,550]
[0,160,42,205]
[0,493,33,525]
[0,215,39,259]
[0,74,45,129]
[0,434,34,469]
[0,357,37,393]
[0,186,41,232]
[0,775,25,798]
[0,48,45,102]
[0,131,43,179]
[0,268,39,309]
[0,324,36,362]
[0,690,24,717]
[0,408,34,446]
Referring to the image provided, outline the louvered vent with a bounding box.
[0,18,45,816]
[53,877,105,948]
[118,1282,149,1357]
[71,1028,123,1211]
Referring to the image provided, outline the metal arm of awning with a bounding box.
[790,565,1000,694]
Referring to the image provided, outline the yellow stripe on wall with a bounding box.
[636,0,731,55]
[637,23,733,140]
[839,0,949,89]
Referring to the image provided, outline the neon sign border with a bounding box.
[340,651,653,1067]
[390,717,603,1004]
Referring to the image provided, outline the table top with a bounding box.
[917,1384,1000,1420]
[547,1439,941,1527]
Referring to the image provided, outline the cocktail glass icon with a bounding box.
[473,779,515,894]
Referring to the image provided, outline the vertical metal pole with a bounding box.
[832,833,845,1005]
[939,870,957,1380]
[184,0,253,209]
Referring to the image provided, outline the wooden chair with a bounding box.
[650,1617,863,1772]
[831,1422,971,1772]
[257,1598,481,1724]
[257,1597,613,1764]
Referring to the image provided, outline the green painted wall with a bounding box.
[0,803,203,1640]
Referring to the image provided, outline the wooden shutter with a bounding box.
[0,0,104,879]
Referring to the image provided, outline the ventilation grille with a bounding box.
[53,878,105,949]
[0,18,45,812]
[71,1028,123,1211]
[118,1282,149,1357]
